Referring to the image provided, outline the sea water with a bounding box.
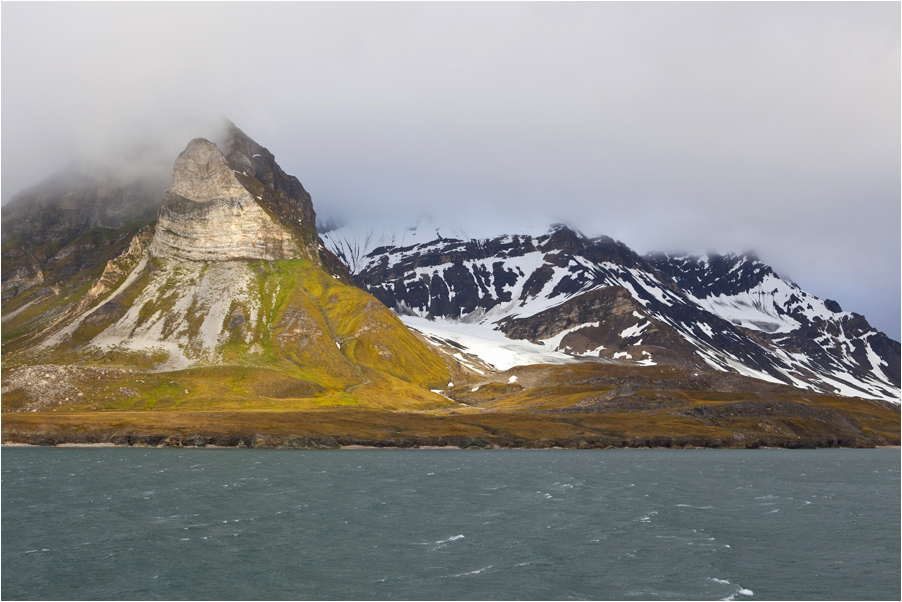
[2,448,899,600]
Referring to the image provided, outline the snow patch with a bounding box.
[619,321,649,339]
[401,315,580,371]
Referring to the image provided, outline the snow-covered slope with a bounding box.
[647,253,836,334]
[323,224,900,403]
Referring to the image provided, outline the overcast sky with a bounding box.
[2,3,899,338]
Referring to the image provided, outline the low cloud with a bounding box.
[2,3,898,337]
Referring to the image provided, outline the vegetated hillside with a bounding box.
[324,222,900,403]
[2,123,453,415]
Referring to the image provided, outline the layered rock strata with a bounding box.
[149,138,301,261]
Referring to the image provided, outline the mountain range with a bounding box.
[322,221,899,402]
[2,122,898,448]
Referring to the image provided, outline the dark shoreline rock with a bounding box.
[2,430,886,450]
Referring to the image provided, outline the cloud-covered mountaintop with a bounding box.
[2,3,898,337]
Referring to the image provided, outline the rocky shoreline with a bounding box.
[2,430,890,450]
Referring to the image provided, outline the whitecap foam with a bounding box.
[447,565,492,578]
[711,577,754,600]
[425,534,465,549]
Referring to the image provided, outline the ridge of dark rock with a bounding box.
[325,222,900,401]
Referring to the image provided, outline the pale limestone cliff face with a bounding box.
[149,139,301,262]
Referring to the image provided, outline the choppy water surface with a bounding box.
[2,448,899,600]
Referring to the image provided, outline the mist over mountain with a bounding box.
[3,3,898,339]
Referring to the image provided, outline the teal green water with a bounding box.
[2,448,899,600]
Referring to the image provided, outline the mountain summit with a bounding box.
[150,138,302,261]
[145,124,346,275]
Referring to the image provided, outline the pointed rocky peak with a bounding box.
[221,122,319,243]
[149,137,302,262]
[537,224,587,255]
[214,122,350,280]
[168,138,250,203]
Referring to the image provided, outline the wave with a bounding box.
[446,565,492,578]
[422,534,465,550]
[710,577,754,600]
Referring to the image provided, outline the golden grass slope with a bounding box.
[2,238,455,412]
